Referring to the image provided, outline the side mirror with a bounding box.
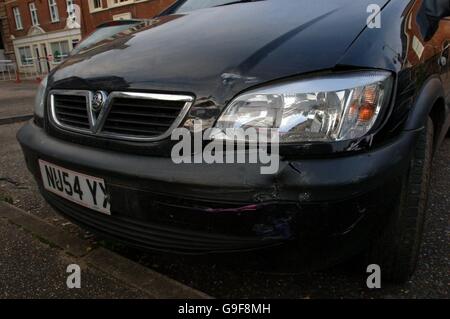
[418,0,450,41]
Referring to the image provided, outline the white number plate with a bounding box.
[39,160,111,215]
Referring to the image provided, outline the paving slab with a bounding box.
[0,202,210,299]
[0,217,150,299]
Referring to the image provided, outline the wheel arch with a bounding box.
[404,75,449,151]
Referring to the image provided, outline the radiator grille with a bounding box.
[49,90,194,141]
[53,94,90,130]
[102,97,186,137]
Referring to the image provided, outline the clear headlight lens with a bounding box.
[34,76,48,119]
[212,71,392,143]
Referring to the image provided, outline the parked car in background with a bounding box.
[18,0,450,283]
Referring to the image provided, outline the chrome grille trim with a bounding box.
[50,90,92,135]
[49,90,194,142]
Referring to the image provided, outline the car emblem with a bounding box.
[92,91,108,113]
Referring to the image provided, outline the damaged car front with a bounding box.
[17,0,450,282]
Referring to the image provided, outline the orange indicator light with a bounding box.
[358,105,376,122]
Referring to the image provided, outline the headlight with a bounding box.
[34,76,48,119]
[212,71,393,143]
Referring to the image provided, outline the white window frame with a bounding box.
[50,40,70,64]
[29,3,39,26]
[48,0,60,23]
[18,46,33,66]
[13,7,23,30]
[109,0,134,8]
[89,0,103,12]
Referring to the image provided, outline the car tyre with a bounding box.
[368,117,434,283]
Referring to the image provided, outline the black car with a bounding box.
[18,0,450,282]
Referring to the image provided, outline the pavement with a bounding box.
[0,81,449,299]
[0,202,209,299]
[0,214,147,299]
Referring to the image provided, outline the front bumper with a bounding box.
[17,123,421,262]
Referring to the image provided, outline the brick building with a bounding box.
[0,0,14,62]
[4,0,83,72]
[3,0,174,73]
[0,28,3,58]
[80,0,175,36]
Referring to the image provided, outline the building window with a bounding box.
[51,41,70,63]
[29,3,39,26]
[90,0,103,11]
[18,46,33,66]
[12,7,23,30]
[48,0,60,23]
[72,39,80,49]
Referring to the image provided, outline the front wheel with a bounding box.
[368,117,434,283]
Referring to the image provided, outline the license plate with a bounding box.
[39,160,111,215]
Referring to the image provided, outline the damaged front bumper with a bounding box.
[17,122,421,262]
